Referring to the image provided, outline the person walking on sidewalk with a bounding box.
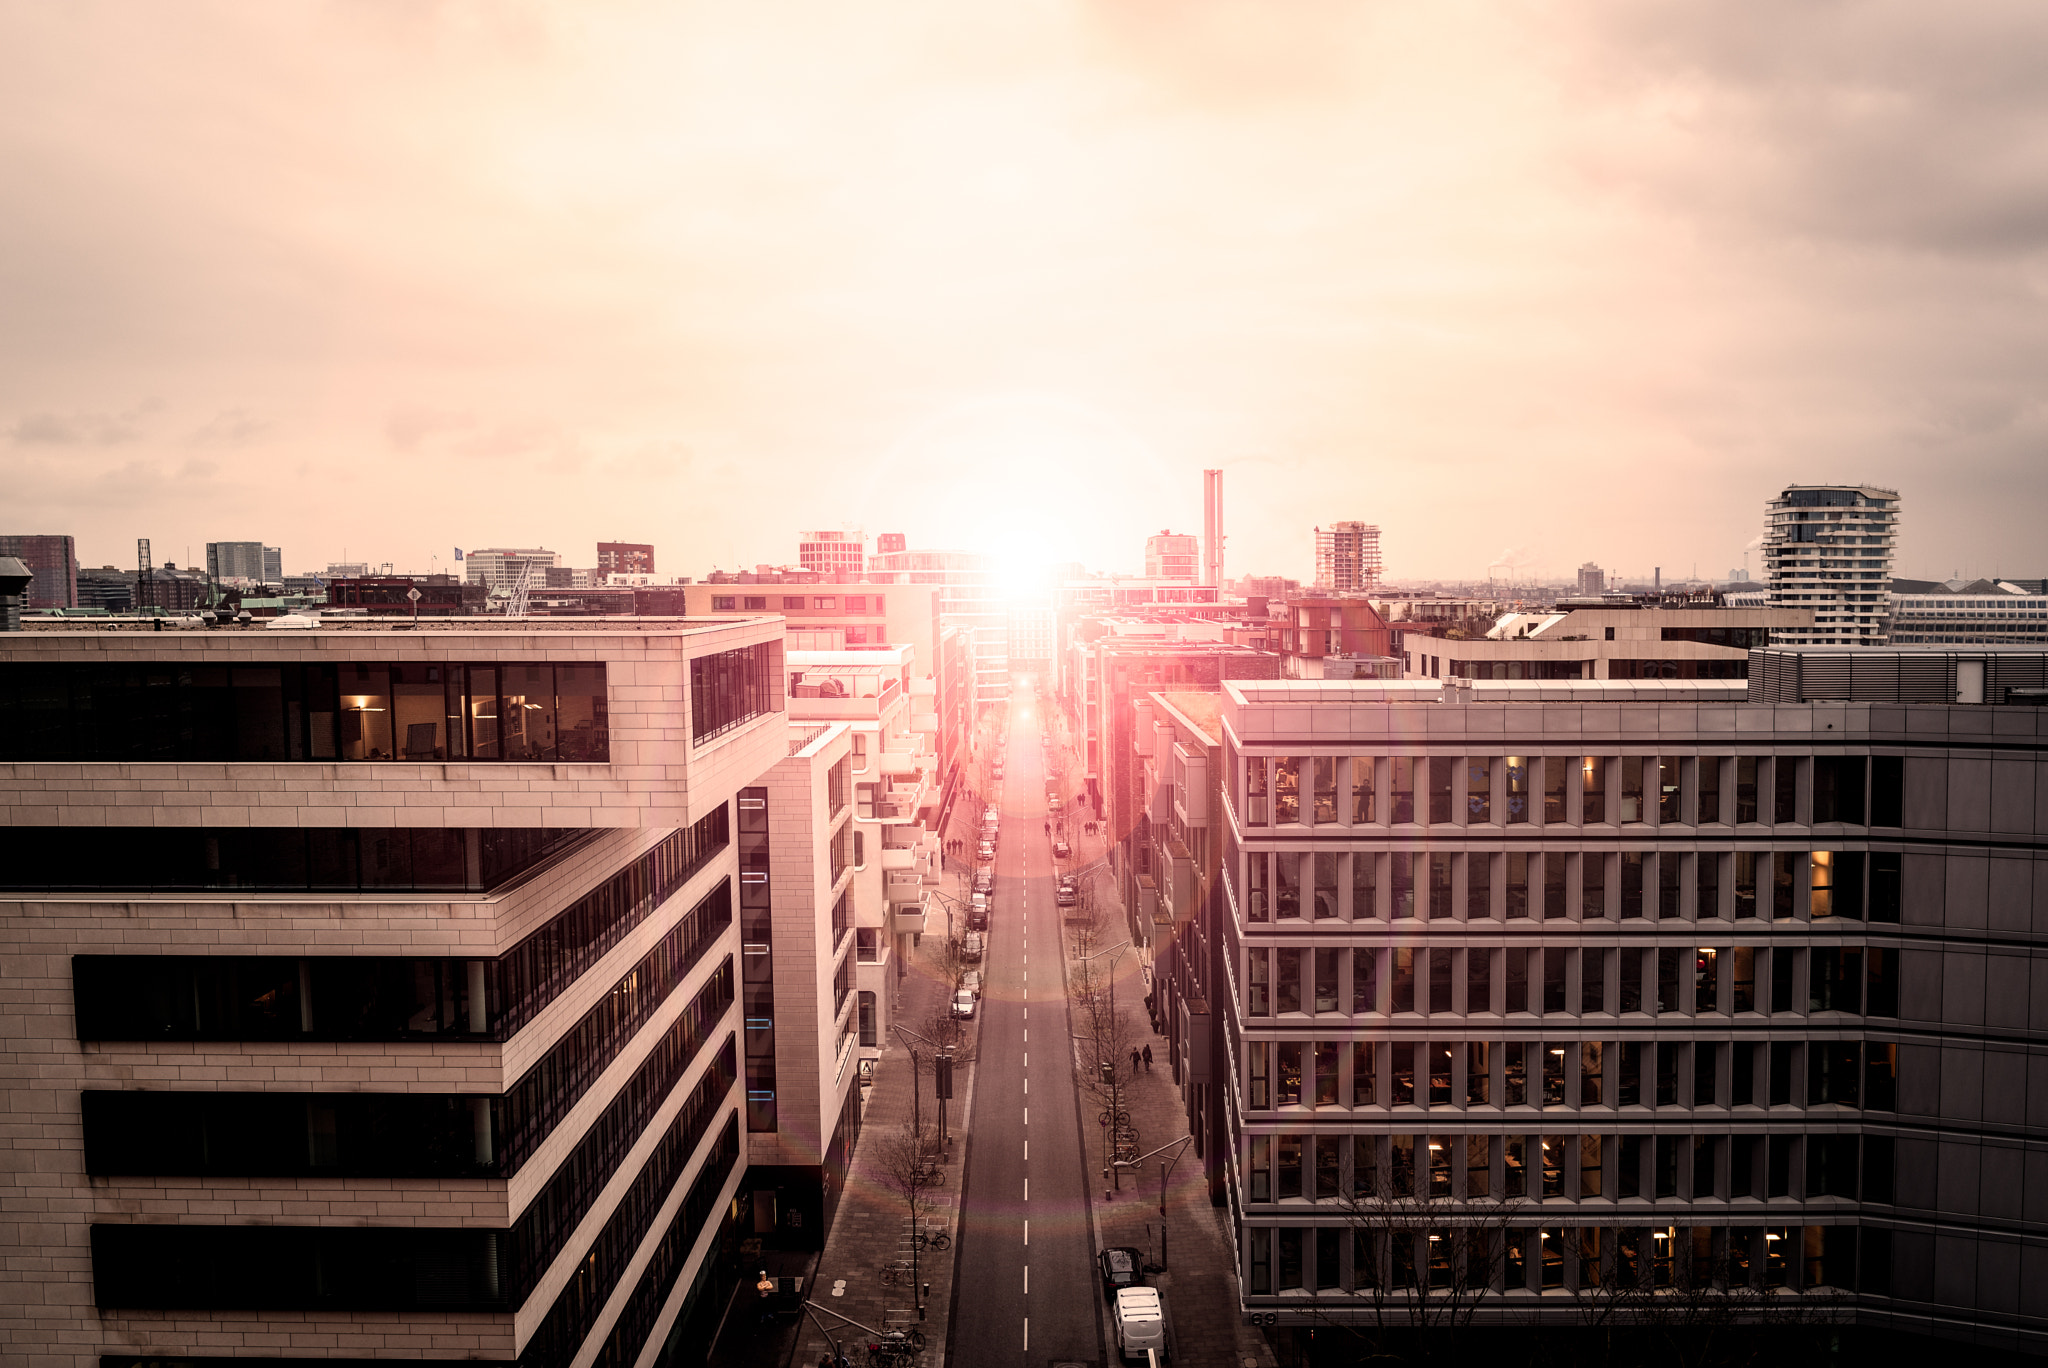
[1143,1044,1154,1072]
[1131,1047,1142,1074]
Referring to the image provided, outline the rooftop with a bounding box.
[16,614,776,635]
[1151,690,1224,745]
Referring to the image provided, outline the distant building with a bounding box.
[596,541,655,576]
[1577,562,1606,596]
[463,547,559,590]
[1274,596,1397,678]
[1236,574,1302,602]
[875,532,906,555]
[1145,530,1201,582]
[325,577,469,616]
[1763,483,1898,646]
[205,541,281,583]
[798,530,866,580]
[1402,597,1813,681]
[75,567,133,612]
[0,534,76,609]
[866,546,1007,711]
[1887,577,2048,645]
[1313,521,1382,593]
[323,562,370,579]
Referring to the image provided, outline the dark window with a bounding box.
[690,642,776,746]
[1862,1135,1895,1202]
[560,1115,741,1368]
[1809,1042,1860,1105]
[1733,1041,1755,1105]
[1865,948,1898,1017]
[1769,1041,1796,1105]
[1617,1041,1640,1106]
[1868,853,1901,922]
[1865,1043,1897,1110]
[1774,758,1799,823]
[0,660,606,763]
[742,596,768,610]
[1660,625,1770,649]
[91,1224,510,1311]
[1870,757,1904,826]
[72,811,725,1042]
[1812,757,1866,824]
[10,825,586,894]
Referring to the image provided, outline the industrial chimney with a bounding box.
[1203,468,1225,588]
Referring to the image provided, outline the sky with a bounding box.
[4,0,2048,586]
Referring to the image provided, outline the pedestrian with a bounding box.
[1143,1044,1154,1071]
[1131,1047,1141,1073]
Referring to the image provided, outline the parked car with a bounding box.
[1113,1286,1167,1362]
[993,762,1004,779]
[1098,1246,1144,1299]
[962,970,982,998]
[1052,837,1071,859]
[974,870,994,894]
[1056,877,1078,908]
[1048,795,1062,812]
[951,987,976,1019]
[978,840,995,861]
[961,931,984,962]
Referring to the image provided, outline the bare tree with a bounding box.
[1563,1228,1850,1368]
[875,1116,941,1237]
[1316,1165,1525,1365]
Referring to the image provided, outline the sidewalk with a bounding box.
[1040,702,1275,1368]
[786,930,973,1368]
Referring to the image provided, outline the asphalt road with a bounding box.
[949,686,1106,1365]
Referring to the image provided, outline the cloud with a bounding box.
[9,400,161,446]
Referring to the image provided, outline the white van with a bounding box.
[1113,1286,1166,1362]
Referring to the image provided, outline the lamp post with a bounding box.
[1076,939,1131,1190]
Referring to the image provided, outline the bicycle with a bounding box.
[1099,1108,1131,1127]
[912,1229,951,1252]
[878,1259,914,1286]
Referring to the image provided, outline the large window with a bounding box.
[0,660,607,762]
[6,824,587,894]
[691,643,776,745]
[71,809,728,1042]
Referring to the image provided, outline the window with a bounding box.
[1466,758,1491,822]
[1390,757,1416,822]
[742,596,768,611]
[1467,1044,1490,1105]
[1249,1135,1271,1200]
[856,928,881,962]
[1247,948,1270,1015]
[1774,757,1799,823]
[1582,853,1609,919]
[1314,853,1340,920]
[1249,1042,1270,1108]
[1543,853,1568,919]
[1391,948,1416,1013]
[1428,853,1454,918]
[1350,851,1376,919]
[1621,756,1646,822]
[1349,756,1374,822]
[1543,757,1567,822]
[1429,757,1456,823]
[1277,1044,1303,1105]
[1391,853,1415,918]
[1351,947,1377,1013]
[1504,755,1530,822]
[1351,1040,1376,1106]
[1467,852,1493,919]
[1391,1044,1415,1105]
[1314,948,1339,1012]
[1581,757,1607,823]
[1313,757,1338,823]
[1698,756,1722,823]
[783,596,807,610]
[1621,852,1645,918]
[1581,949,1606,1014]
[712,596,736,610]
[1246,754,1268,826]
[1696,948,1720,1012]
[1277,1135,1303,1197]
[846,595,867,612]
[813,597,837,610]
[1505,853,1530,918]
[1504,949,1528,1013]
[1736,758,1760,823]
[1467,947,1492,1014]
[690,643,775,746]
[859,991,877,1046]
[1733,852,1759,918]
[1315,1042,1339,1106]
[1274,756,1301,823]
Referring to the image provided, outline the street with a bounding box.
[949,683,1106,1364]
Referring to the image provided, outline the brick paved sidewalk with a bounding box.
[791,932,975,1368]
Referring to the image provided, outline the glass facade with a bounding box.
[0,660,607,762]
[6,825,587,894]
[690,643,775,746]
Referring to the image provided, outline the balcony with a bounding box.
[869,768,933,822]
[877,733,931,775]
[889,887,930,937]
[880,832,942,883]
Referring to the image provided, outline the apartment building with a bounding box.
[1146,530,1202,582]
[865,547,1008,713]
[1763,485,1899,646]
[783,647,943,1075]
[0,616,791,1366]
[1314,523,1383,593]
[797,531,865,580]
[464,547,561,591]
[1208,660,2048,1355]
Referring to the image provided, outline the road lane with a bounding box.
[947,686,1102,1365]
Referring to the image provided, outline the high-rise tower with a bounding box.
[1762,484,1899,646]
[1313,521,1382,593]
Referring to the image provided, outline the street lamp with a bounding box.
[1076,939,1131,1191]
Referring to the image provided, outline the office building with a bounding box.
[464,547,560,591]
[1146,530,1202,582]
[206,541,283,583]
[74,567,133,612]
[1578,563,1606,597]
[1274,596,1396,679]
[1763,485,1899,646]
[798,531,866,581]
[1314,522,1383,594]
[0,534,77,609]
[1179,656,2048,1355]
[0,616,802,1365]
[598,542,656,577]
[1886,578,2048,646]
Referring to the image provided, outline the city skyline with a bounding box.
[5,5,2048,582]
